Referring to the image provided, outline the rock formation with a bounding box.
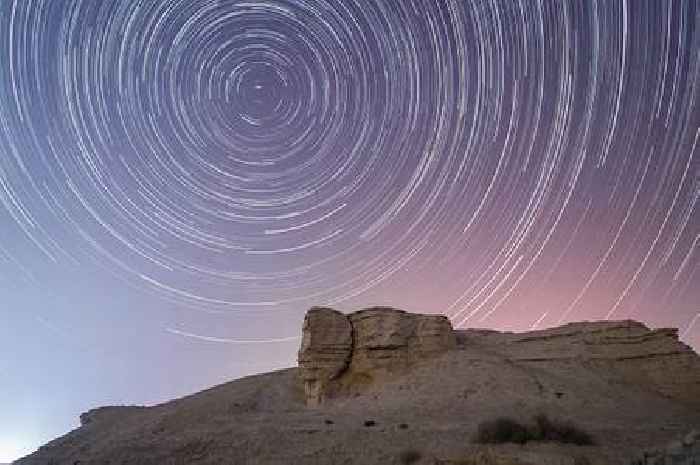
[298,306,456,405]
[456,320,700,408]
[299,308,700,409]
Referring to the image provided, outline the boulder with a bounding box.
[683,429,699,446]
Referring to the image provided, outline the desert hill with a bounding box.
[16,307,700,465]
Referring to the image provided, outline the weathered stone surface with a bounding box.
[297,306,353,406]
[457,320,700,408]
[299,309,700,408]
[298,306,456,405]
[348,306,456,372]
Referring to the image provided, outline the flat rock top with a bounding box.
[16,308,700,465]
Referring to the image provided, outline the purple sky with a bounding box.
[1,0,699,461]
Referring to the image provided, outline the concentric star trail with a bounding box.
[0,0,698,342]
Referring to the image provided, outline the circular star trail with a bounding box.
[0,0,698,340]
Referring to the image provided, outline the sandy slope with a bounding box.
[15,319,700,465]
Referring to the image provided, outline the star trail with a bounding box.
[0,0,698,460]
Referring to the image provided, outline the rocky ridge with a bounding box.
[299,307,700,410]
[455,320,700,408]
[15,307,700,465]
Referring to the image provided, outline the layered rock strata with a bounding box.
[457,320,700,408]
[298,306,456,405]
[297,307,353,406]
[299,308,700,407]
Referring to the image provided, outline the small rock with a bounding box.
[682,429,699,446]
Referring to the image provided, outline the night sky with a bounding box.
[1,0,699,461]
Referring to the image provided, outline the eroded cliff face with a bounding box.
[298,306,456,405]
[297,307,353,406]
[457,320,700,408]
[299,308,700,408]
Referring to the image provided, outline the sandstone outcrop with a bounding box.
[299,308,700,408]
[298,306,456,405]
[457,320,700,408]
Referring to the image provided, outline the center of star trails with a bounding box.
[233,64,289,124]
